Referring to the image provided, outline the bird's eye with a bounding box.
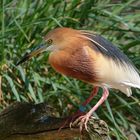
[47,39,53,45]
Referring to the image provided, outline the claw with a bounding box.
[72,114,91,132]
[59,110,85,131]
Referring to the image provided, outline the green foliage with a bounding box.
[0,0,140,139]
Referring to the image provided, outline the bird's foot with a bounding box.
[58,110,85,131]
[69,110,85,128]
[72,114,91,132]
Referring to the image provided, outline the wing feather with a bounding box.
[81,31,132,64]
[80,31,140,96]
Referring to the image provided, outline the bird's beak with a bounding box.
[16,44,47,66]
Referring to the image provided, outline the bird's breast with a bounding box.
[48,47,98,83]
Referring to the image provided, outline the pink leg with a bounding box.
[81,86,99,107]
[71,86,99,120]
[59,87,99,131]
[77,87,109,131]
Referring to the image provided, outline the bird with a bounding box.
[16,27,140,131]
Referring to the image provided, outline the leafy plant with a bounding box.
[0,0,140,139]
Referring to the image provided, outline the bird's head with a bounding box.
[16,27,80,65]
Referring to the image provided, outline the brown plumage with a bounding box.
[49,42,98,83]
[17,27,140,131]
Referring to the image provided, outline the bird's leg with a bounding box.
[81,86,99,107]
[75,87,109,131]
[68,86,99,125]
[59,87,99,131]
[71,86,99,121]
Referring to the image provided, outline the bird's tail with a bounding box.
[122,80,140,89]
[121,77,140,97]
